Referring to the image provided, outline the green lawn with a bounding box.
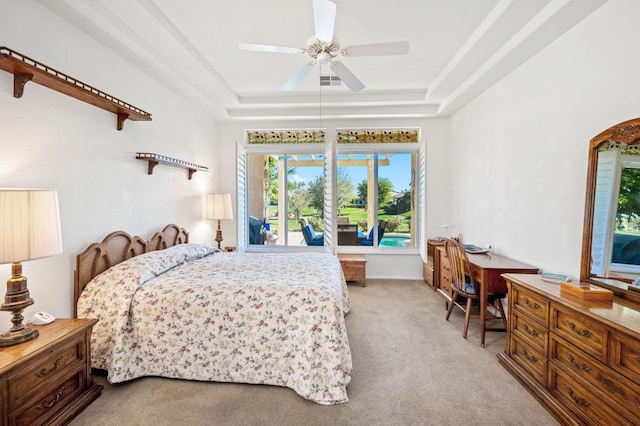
[266,205,411,233]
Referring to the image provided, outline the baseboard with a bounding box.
[366,275,423,281]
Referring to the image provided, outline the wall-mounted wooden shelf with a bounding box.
[136,153,209,180]
[0,46,152,130]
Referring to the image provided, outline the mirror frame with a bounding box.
[581,117,640,301]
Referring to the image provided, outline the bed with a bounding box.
[74,224,352,405]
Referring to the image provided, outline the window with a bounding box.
[238,129,422,252]
[591,148,640,276]
[335,152,416,248]
[611,163,640,272]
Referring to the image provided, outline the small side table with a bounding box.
[338,254,367,287]
[0,318,102,425]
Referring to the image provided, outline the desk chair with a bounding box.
[444,238,507,347]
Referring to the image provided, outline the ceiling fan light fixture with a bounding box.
[317,51,331,64]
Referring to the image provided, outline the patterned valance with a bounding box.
[337,129,419,144]
[600,141,640,156]
[246,128,420,144]
[247,130,324,144]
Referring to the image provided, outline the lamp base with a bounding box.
[215,219,223,249]
[0,262,38,346]
[0,326,38,347]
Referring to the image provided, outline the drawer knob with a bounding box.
[522,324,539,337]
[566,353,591,372]
[35,356,63,377]
[566,385,590,407]
[522,297,540,310]
[36,386,65,410]
[597,374,626,398]
[567,321,593,338]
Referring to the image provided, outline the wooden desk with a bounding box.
[434,247,538,345]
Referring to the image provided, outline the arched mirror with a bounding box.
[581,117,640,301]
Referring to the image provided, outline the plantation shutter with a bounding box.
[236,142,248,253]
[418,140,427,260]
[323,141,336,254]
[590,149,620,276]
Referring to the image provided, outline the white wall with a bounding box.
[449,0,639,278]
[0,1,218,319]
[217,118,451,280]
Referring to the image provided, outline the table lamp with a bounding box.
[206,193,233,249]
[0,189,62,346]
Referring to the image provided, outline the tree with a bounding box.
[356,178,393,208]
[618,168,640,218]
[307,169,354,216]
[266,156,302,205]
[289,189,310,220]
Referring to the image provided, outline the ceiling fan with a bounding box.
[239,0,409,92]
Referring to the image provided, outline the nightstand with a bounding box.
[0,318,102,425]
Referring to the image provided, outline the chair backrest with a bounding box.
[301,225,314,245]
[444,238,479,296]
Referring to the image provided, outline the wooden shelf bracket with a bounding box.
[0,46,152,130]
[136,153,209,180]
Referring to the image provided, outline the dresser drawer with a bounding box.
[551,335,640,420]
[551,305,608,363]
[423,262,434,287]
[511,311,548,354]
[11,369,86,426]
[610,331,640,385]
[549,364,635,426]
[7,336,84,410]
[512,286,549,326]
[510,335,547,386]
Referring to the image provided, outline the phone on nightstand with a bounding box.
[31,311,56,325]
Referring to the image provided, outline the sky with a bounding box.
[289,153,413,193]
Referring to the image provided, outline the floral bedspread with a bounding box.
[77,244,352,405]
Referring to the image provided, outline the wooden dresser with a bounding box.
[499,274,640,425]
[0,318,102,425]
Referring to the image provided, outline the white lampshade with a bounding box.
[206,193,233,220]
[0,189,63,264]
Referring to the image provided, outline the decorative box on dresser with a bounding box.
[0,318,102,425]
[498,274,640,426]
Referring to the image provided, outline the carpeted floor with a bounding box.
[70,279,557,426]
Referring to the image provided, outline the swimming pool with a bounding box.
[380,235,410,247]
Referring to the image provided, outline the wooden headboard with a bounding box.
[73,224,189,316]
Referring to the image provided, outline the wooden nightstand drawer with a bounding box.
[12,369,85,426]
[8,337,84,410]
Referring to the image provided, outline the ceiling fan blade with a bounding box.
[342,41,410,57]
[239,42,305,55]
[281,62,316,91]
[313,0,336,43]
[330,61,364,92]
